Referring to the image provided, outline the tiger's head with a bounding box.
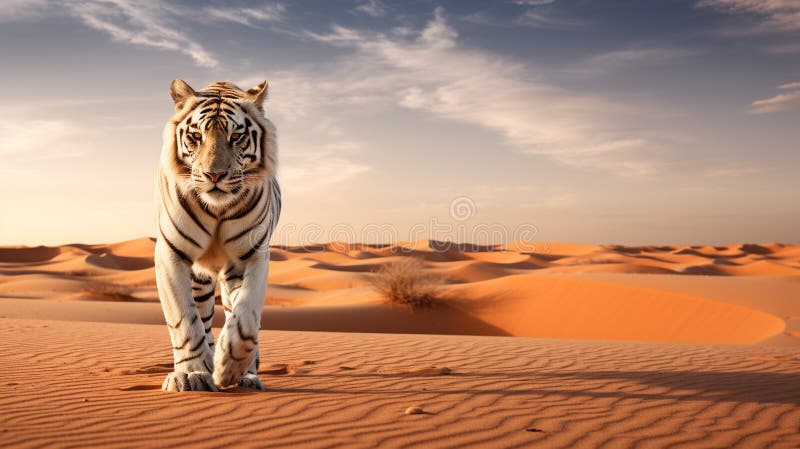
[167,79,277,209]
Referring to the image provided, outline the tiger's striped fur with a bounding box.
[155,79,281,391]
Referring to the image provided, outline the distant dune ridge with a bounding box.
[1,238,799,448]
[0,237,798,343]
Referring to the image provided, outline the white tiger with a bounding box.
[155,79,281,391]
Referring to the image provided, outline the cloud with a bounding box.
[514,0,557,5]
[702,165,766,176]
[67,1,218,67]
[517,9,585,29]
[304,24,365,44]
[779,81,800,89]
[203,4,285,27]
[303,8,659,176]
[697,0,800,32]
[354,0,386,17]
[0,119,84,157]
[751,82,800,113]
[0,109,91,165]
[0,0,51,21]
[585,47,694,71]
[281,151,370,193]
[463,1,582,30]
[1,1,285,67]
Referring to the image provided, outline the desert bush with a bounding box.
[83,281,137,301]
[370,258,440,311]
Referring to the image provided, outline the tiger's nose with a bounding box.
[203,171,227,183]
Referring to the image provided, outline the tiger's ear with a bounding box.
[170,79,196,110]
[246,80,269,109]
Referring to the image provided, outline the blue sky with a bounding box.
[1,0,798,245]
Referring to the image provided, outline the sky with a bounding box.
[0,0,798,246]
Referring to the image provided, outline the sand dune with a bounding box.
[0,317,798,449]
[1,238,799,448]
[1,238,799,343]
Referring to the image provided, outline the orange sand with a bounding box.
[1,238,798,343]
[1,238,799,448]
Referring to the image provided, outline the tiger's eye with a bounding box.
[191,132,202,141]
[230,132,241,142]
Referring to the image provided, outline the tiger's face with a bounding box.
[170,79,270,209]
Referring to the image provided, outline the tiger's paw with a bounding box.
[238,373,265,391]
[213,312,259,388]
[162,371,218,392]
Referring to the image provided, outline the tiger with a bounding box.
[155,79,281,392]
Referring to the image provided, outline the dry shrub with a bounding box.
[371,258,440,311]
[83,281,137,301]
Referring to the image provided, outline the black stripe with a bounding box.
[163,205,201,248]
[223,186,263,221]
[176,351,203,365]
[159,226,192,264]
[194,291,214,303]
[191,274,213,285]
[223,201,268,244]
[193,191,218,219]
[167,315,183,330]
[178,128,185,156]
[237,320,258,345]
[176,190,211,235]
[228,341,249,362]
[201,311,214,322]
[190,336,206,352]
[172,334,191,350]
[239,227,269,261]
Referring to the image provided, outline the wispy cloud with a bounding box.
[1,1,285,67]
[67,1,218,67]
[0,106,91,165]
[303,8,659,176]
[0,119,84,158]
[751,82,800,113]
[517,8,585,30]
[463,0,582,30]
[203,4,285,27]
[354,0,386,17]
[281,151,370,193]
[698,0,800,32]
[514,0,557,5]
[586,47,694,70]
[0,0,51,21]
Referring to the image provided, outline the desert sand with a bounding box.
[0,238,799,448]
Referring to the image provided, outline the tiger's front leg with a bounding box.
[154,239,217,392]
[214,255,268,390]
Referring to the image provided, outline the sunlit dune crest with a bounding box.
[1,238,798,344]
